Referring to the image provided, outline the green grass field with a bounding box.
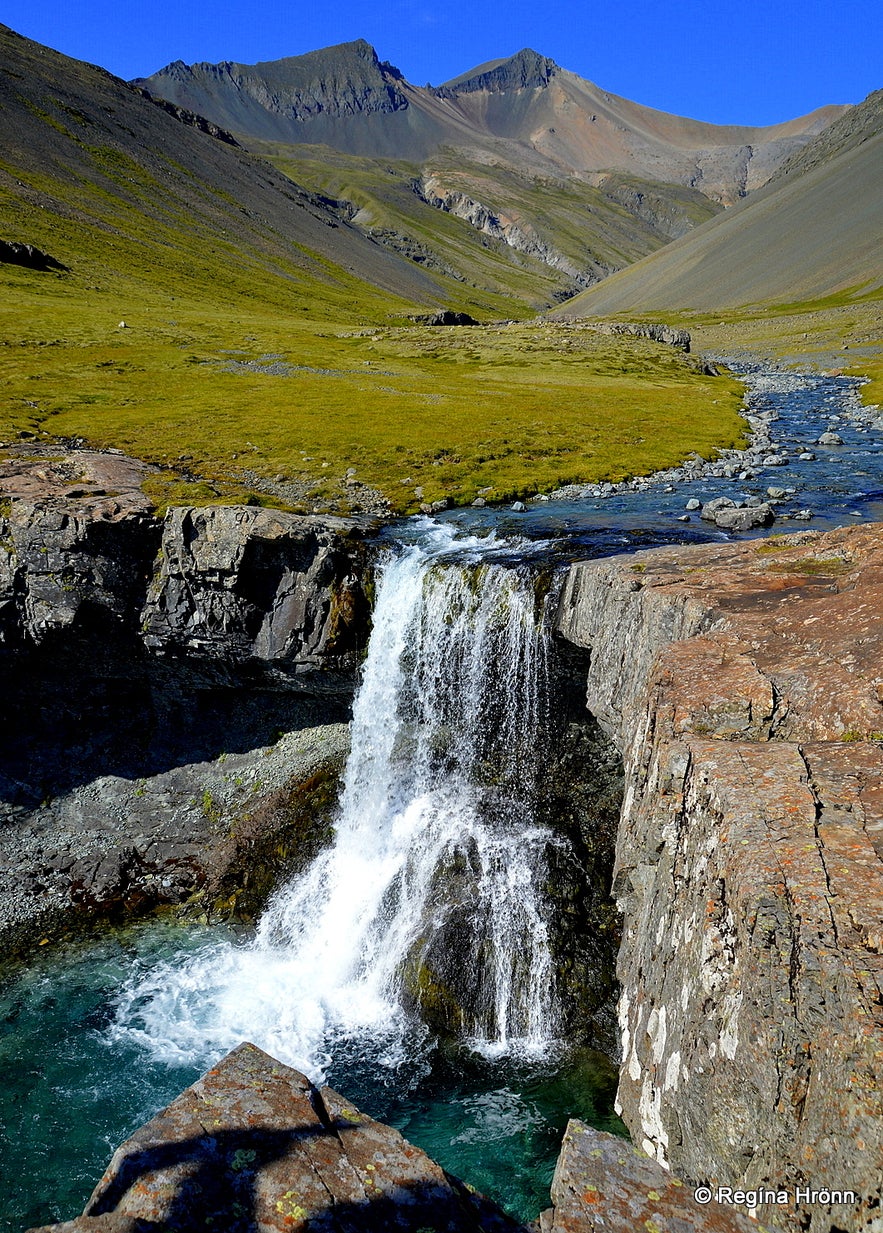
[0,267,746,513]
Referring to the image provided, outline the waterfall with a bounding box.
[112,523,562,1077]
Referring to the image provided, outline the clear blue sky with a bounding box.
[4,0,880,126]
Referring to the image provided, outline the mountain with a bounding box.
[552,88,883,316]
[0,24,450,317]
[137,43,845,205]
[133,43,845,306]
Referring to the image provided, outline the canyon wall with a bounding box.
[0,450,372,952]
[557,523,883,1233]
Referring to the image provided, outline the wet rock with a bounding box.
[711,501,774,530]
[556,522,883,1233]
[685,499,701,511]
[698,496,735,521]
[816,431,843,445]
[0,723,350,955]
[699,496,774,531]
[27,1042,529,1233]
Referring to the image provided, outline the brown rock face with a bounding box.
[556,523,883,1233]
[541,1120,757,1233]
[26,1042,530,1233]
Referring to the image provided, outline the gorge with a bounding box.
[2,365,882,1232]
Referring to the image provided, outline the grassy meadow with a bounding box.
[0,264,747,514]
[0,27,749,515]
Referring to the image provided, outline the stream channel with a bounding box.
[3,364,883,1229]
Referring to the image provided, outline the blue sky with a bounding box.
[5,0,880,126]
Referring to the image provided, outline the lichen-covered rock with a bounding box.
[26,1042,530,1233]
[557,524,883,1233]
[540,1120,757,1233]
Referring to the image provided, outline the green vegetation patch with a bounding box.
[765,555,853,576]
[850,350,883,409]
[1,278,745,513]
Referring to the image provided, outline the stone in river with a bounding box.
[27,1042,529,1233]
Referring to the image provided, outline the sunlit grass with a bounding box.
[1,271,746,514]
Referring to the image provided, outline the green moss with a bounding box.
[765,555,852,576]
[400,954,466,1034]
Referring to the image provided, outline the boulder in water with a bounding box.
[711,502,774,531]
[27,1042,530,1233]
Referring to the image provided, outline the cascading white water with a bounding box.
[112,523,561,1076]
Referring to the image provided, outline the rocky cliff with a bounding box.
[556,523,883,1233]
[0,445,372,952]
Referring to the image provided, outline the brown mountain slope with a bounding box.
[552,89,883,315]
[0,24,448,315]
[137,45,846,206]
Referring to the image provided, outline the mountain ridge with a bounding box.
[553,86,883,314]
[0,23,448,314]
[136,41,848,205]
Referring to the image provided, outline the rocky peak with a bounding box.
[137,40,409,125]
[438,48,559,95]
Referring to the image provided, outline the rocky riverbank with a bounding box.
[546,362,881,531]
[557,520,883,1233]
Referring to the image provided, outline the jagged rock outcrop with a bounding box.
[131,86,241,144]
[588,321,691,352]
[27,1042,531,1233]
[409,309,479,326]
[417,174,608,286]
[0,239,68,271]
[0,447,373,953]
[436,48,559,96]
[141,505,369,688]
[556,523,883,1233]
[0,450,370,682]
[135,40,409,140]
